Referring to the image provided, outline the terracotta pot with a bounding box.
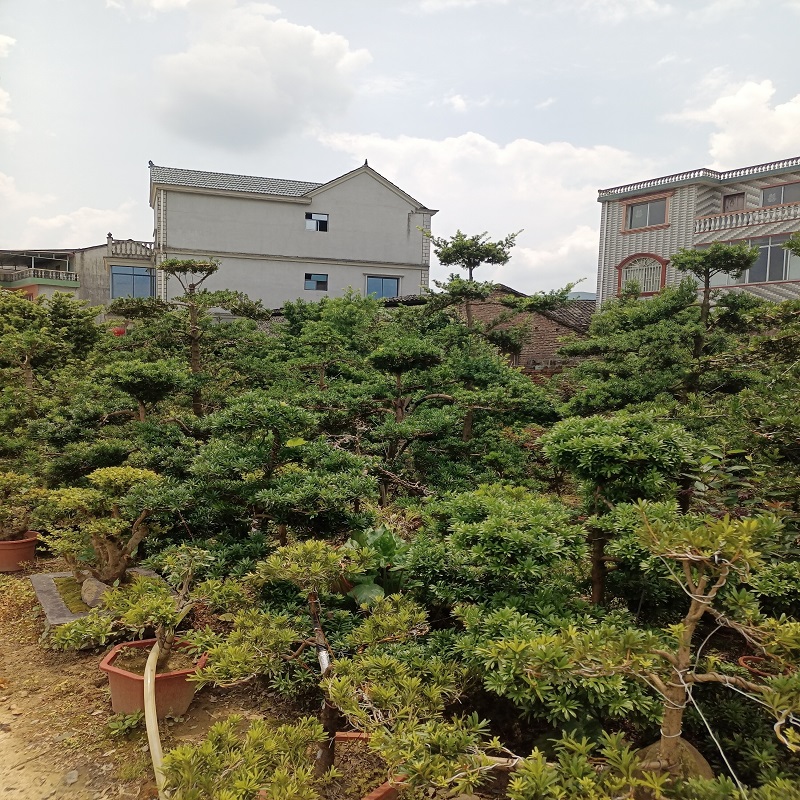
[0,531,37,573]
[99,638,207,718]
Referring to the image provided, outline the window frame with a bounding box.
[365,275,401,299]
[701,234,800,287]
[305,212,329,232]
[722,192,746,213]
[110,264,156,299]
[761,182,800,208]
[620,191,673,234]
[615,253,667,296]
[304,273,329,291]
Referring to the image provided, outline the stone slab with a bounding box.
[30,568,160,629]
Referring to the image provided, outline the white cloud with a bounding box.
[417,0,508,11]
[670,79,800,168]
[0,172,55,211]
[0,34,15,58]
[534,97,556,110]
[0,34,18,134]
[106,0,198,10]
[319,130,654,292]
[566,0,672,22]
[155,6,371,149]
[18,202,140,249]
[440,93,491,113]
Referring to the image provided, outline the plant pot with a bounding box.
[99,639,207,718]
[0,531,37,573]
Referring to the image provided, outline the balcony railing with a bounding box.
[694,201,800,235]
[0,268,79,283]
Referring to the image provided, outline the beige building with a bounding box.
[596,156,800,306]
[149,161,437,308]
[0,237,154,307]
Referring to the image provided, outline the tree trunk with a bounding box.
[137,399,146,422]
[188,289,204,417]
[277,523,288,547]
[589,528,606,605]
[315,698,339,777]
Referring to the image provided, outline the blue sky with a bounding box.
[2,0,799,293]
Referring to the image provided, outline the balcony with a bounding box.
[0,268,79,284]
[694,201,800,235]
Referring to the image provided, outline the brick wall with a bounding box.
[464,289,588,370]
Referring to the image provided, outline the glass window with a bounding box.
[304,273,328,291]
[768,244,786,282]
[110,266,155,298]
[762,186,783,207]
[788,250,800,281]
[722,193,745,212]
[627,198,666,229]
[366,276,400,299]
[748,247,769,283]
[784,183,800,204]
[305,212,328,232]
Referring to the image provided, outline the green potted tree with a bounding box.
[50,546,238,717]
[33,465,173,587]
[0,471,42,572]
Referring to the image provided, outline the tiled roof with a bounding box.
[540,299,596,333]
[149,164,322,197]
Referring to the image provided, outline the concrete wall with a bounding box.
[163,252,425,307]
[157,170,432,307]
[73,246,110,307]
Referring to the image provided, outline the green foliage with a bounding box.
[0,470,41,540]
[425,228,521,280]
[672,242,759,288]
[541,412,697,510]
[106,710,144,737]
[161,715,333,800]
[404,483,585,611]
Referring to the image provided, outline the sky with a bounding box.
[2,0,800,294]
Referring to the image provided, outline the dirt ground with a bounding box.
[0,560,385,800]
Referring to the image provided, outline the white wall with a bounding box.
[163,172,429,267]
[163,252,424,308]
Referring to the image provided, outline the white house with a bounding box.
[149,161,438,308]
[596,156,800,306]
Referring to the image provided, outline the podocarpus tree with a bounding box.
[462,505,800,780]
[557,279,766,415]
[670,242,759,395]
[0,290,100,397]
[33,466,179,583]
[186,540,452,777]
[109,258,270,416]
[541,412,697,604]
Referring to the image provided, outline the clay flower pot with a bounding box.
[99,638,207,718]
[0,531,37,573]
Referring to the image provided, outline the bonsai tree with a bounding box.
[50,544,247,670]
[541,412,698,603]
[34,466,174,584]
[462,505,800,779]
[0,471,42,541]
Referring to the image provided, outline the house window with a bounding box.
[305,212,328,232]
[304,273,328,291]
[762,183,800,207]
[619,256,663,293]
[722,193,745,213]
[704,235,800,286]
[366,276,400,299]
[626,197,667,230]
[110,265,155,298]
